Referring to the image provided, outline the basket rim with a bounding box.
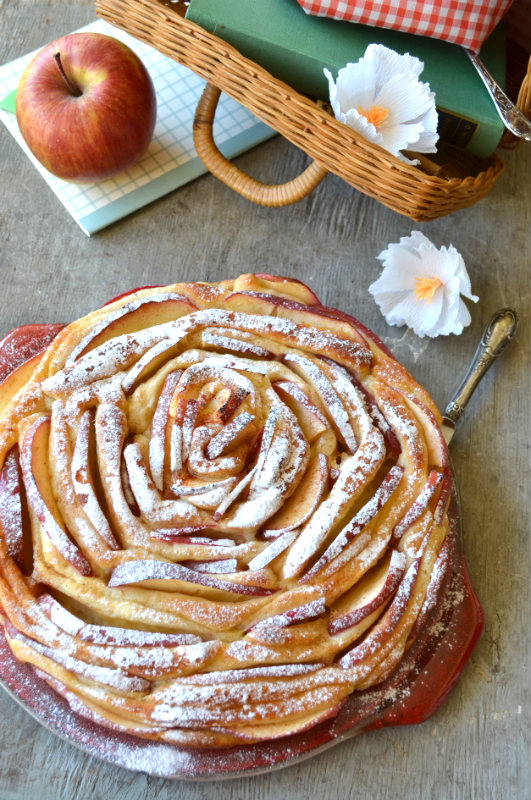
[151,0,506,179]
[95,0,509,220]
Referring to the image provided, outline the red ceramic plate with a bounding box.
[0,320,483,780]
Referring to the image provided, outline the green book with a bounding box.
[186,0,506,157]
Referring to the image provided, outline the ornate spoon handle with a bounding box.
[444,308,519,429]
[466,50,531,140]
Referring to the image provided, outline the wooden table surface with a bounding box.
[1,3,530,798]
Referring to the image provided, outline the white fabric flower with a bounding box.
[324,44,439,164]
[368,231,478,338]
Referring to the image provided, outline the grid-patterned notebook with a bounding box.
[0,19,275,235]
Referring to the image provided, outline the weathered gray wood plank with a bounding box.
[0,2,529,797]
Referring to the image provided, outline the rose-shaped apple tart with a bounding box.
[0,274,474,751]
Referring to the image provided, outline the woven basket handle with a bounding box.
[193,83,328,206]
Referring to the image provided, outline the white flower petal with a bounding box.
[369,232,477,338]
[376,74,436,127]
[422,291,455,337]
[368,288,411,318]
[324,68,338,111]
[409,120,440,153]
[380,121,426,157]
[325,45,438,160]
[335,60,378,111]
[385,289,443,337]
[341,108,384,145]
[451,248,479,301]
[366,44,425,83]
[370,262,418,293]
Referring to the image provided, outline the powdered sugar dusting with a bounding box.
[0,279,472,773]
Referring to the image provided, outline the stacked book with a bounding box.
[186,0,506,158]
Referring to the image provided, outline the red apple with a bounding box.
[16,33,156,182]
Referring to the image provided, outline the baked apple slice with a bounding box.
[329,550,406,635]
[20,417,91,575]
[0,448,27,570]
[265,453,329,532]
[67,293,197,363]
[273,381,329,442]
[108,559,274,596]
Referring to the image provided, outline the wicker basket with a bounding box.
[96,0,530,221]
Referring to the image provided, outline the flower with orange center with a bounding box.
[357,104,389,128]
[324,44,439,164]
[414,275,443,302]
[368,231,478,338]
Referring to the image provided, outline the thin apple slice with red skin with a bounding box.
[0,324,64,387]
[396,390,449,470]
[150,525,216,538]
[217,387,250,425]
[225,291,371,354]
[122,338,187,396]
[0,353,44,417]
[283,354,357,453]
[338,556,421,668]
[196,386,250,429]
[202,329,275,360]
[247,529,299,571]
[224,701,346,745]
[149,370,182,490]
[433,471,452,526]
[38,593,202,647]
[319,356,401,457]
[171,476,236,497]
[20,417,92,575]
[71,409,120,549]
[206,412,255,459]
[244,273,321,305]
[179,558,239,574]
[307,302,395,360]
[213,465,258,521]
[303,304,373,348]
[107,559,274,596]
[169,421,183,474]
[66,294,197,364]
[265,453,329,533]
[121,454,140,516]
[247,597,327,633]
[302,465,404,581]
[152,536,236,547]
[180,398,204,462]
[273,381,329,442]
[0,447,28,570]
[102,285,161,307]
[391,469,445,544]
[224,291,279,317]
[408,532,454,642]
[329,550,406,635]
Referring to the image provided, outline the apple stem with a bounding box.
[53,52,82,97]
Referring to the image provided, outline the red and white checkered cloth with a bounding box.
[296,0,515,51]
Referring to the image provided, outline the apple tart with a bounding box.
[0,274,472,752]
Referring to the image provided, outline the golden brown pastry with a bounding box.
[0,274,454,748]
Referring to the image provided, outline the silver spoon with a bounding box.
[442,307,519,443]
[466,50,531,141]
